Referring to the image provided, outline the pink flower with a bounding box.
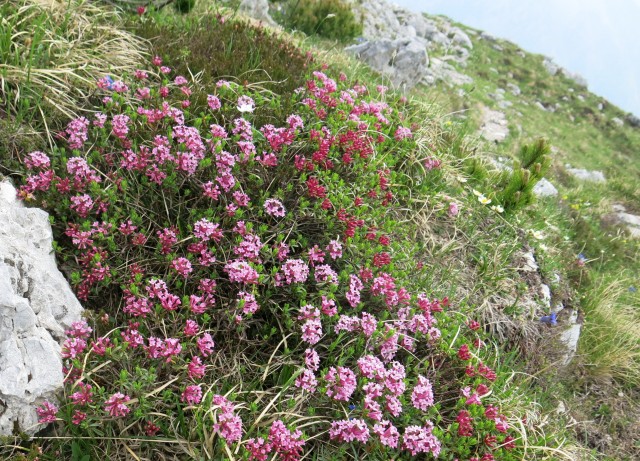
[193,218,223,242]
[184,319,200,336]
[171,257,193,278]
[195,334,215,358]
[321,296,337,316]
[66,117,89,149]
[346,275,363,307]
[301,319,322,345]
[304,348,320,371]
[325,366,357,401]
[329,419,370,444]
[181,384,203,405]
[104,392,131,417]
[314,264,338,285]
[239,291,259,315]
[402,423,441,456]
[268,420,305,460]
[246,438,273,461]
[207,95,221,110]
[72,410,87,425]
[295,369,318,392]
[264,198,286,217]
[457,410,474,436]
[326,239,343,259]
[212,395,243,443]
[70,194,94,218]
[373,420,399,448]
[65,320,92,339]
[111,114,130,140]
[70,382,94,405]
[24,151,50,170]
[61,337,87,359]
[225,260,260,284]
[449,202,459,217]
[411,375,434,411]
[282,259,309,284]
[188,356,206,379]
[394,126,413,141]
[357,355,385,380]
[36,401,58,423]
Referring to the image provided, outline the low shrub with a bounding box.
[272,0,363,42]
[134,14,312,117]
[16,58,537,460]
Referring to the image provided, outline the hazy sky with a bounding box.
[392,0,640,116]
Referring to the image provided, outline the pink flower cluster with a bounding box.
[212,394,243,443]
[246,420,305,461]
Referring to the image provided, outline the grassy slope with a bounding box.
[1,1,638,459]
[416,17,640,460]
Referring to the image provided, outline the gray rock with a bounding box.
[563,70,588,88]
[0,180,83,436]
[479,107,509,142]
[625,114,640,127]
[558,309,582,365]
[424,58,474,86]
[480,31,496,42]
[533,178,559,197]
[506,82,521,96]
[611,117,624,127]
[239,0,277,26]
[498,100,513,109]
[611,211,640,238]
[345,38,428,90]
[543,57,560,75]
[534,101,547,111]
[566,167,606,183]
[450,27,473,49]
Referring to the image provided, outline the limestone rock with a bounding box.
[625,113,640,127]
[602,205,640,238]
[611,117,624,127]
[345,38,428,90]
[543,57,560,76]
[506,82,521,96]
[566,167,606,183]
[0,180,83,436]
[533,178,559,197]
[239,0,277,26]
[479,107,509,142]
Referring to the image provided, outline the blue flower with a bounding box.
[105,75,115,91]
[540,312,557,326]
[348,404,356,411]
[629,286,637,293]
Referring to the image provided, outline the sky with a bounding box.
[391,0,640,116]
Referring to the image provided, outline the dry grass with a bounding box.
[1,0,147,126]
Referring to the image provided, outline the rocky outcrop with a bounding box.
[566,166,606,183]
[533,178,559,197]
[602,204,640,238]
[479,107,509,142]
[543,57,587,87]
[345,38,428,90]
[349,0,474,90]
[0,180,83,435]
[239,0,277,26]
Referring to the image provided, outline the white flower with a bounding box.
[478,195,491,205]
[490,205,504,213]
[236,95,255,113]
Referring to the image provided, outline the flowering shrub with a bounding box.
[23,57,527,460]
